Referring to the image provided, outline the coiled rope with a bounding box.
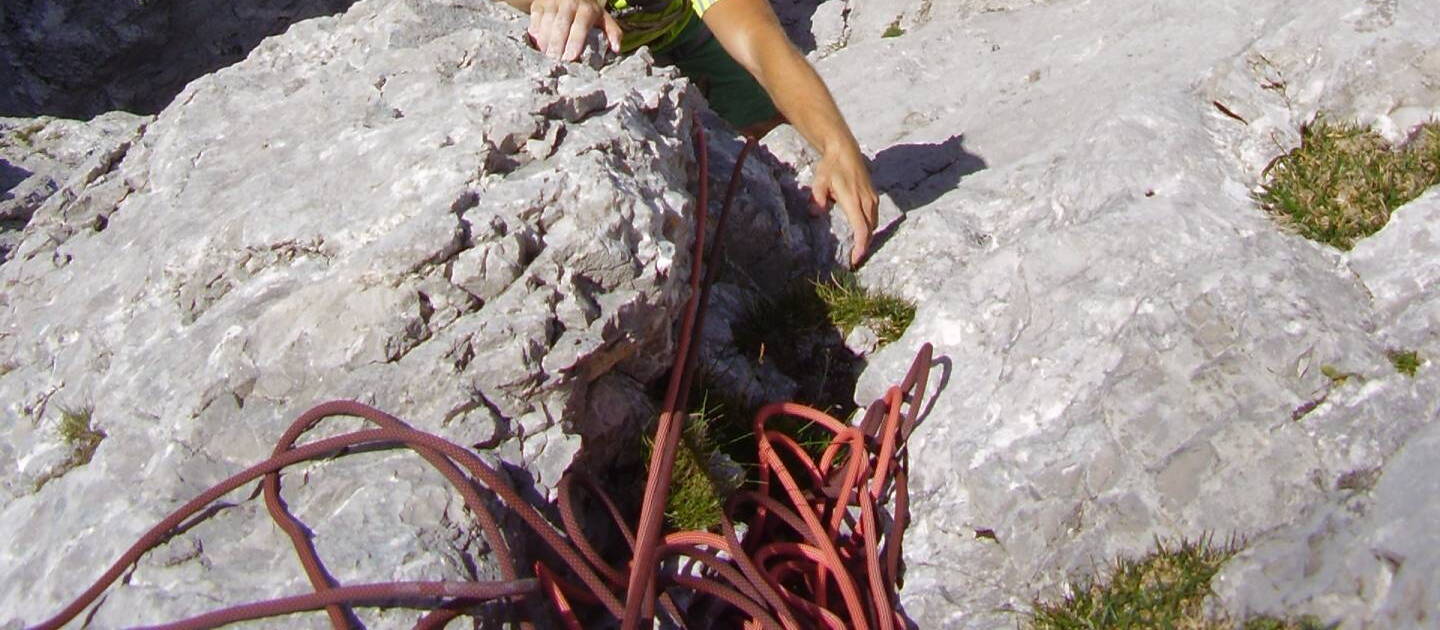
[32,121,935,629]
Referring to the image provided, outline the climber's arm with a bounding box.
[700,0,878,266]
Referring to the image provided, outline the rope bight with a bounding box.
[32,120,937,630]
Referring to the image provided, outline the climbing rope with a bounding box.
[32,121,936,629]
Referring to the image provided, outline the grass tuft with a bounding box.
[1031,536,1240,629]
[1387,349,1421,377]
[650,400,738,532]
[685,386,834,494]
[730,272,914,426]
[882,20,907,38]
[673,273,914,525]
[735,272,915,357]
[813,272,916,344]
[35,406,108,490]
[1030,536,1333,630]
[1257,119,1440,250]
[59,406,105,467]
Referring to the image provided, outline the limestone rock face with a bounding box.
[0,0,705,625]
[1207,191,1440,628]
[0,112,150,259]
[832,0,1440,627]
[1212,417,1440,628]
[7,0,1440,626]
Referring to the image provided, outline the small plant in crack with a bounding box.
[812,271,916,344]
[882,19,907,38]
[1248,53,1294,111]
[646,417,728,532]
[59,406,106,467]
[1387,349,1422,377]
[35,405,108,490]
[664,274,917,530]
[1257,118,1440,250]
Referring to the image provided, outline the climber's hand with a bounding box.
[527,0,622,61]
[811,144,878,268]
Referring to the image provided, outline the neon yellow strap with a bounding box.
[612,0,724,53]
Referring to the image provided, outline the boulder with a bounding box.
[0,0,711,625]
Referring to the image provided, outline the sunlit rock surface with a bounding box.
[840,0,1440,627]
[0,0,707,625]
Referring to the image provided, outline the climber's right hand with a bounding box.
[527,0,623,61]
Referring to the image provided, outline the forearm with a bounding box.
[702,0,879,266]
[757,42,859,157]
[702,0,859,157]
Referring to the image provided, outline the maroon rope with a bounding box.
[31,119,936,629]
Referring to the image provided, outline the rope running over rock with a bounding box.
[32,120,936,630]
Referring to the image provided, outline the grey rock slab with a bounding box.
[0,0,708,625]
[1348,188,1440,359]
[832,0,1440,627]
[1212,415,1440,628]
[0,112,150,261]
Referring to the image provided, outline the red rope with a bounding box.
[30,120,936,629]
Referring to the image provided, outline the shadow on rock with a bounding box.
[860,135,986,258]
[870,134,986,212]
[0,159,30,202]
[1,159,34,258]
[0,0,360,117]
[768,0,821,52]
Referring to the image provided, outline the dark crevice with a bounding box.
[1,0,360,118]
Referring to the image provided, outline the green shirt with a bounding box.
[609,0,721,53]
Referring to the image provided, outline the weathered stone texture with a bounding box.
[0,0,707,625]
[837,0,1440,627]
[5,0,1440,627]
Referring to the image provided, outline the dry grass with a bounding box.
[1257,120,1440,250]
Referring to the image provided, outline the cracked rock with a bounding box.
[0,0,708,625]
[837,0,1440,627]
